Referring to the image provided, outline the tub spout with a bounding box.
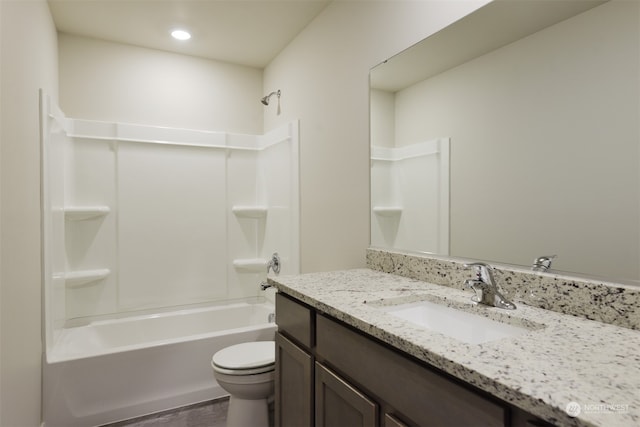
[260,281,273,291]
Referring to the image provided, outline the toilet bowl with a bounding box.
[211,341,275,427]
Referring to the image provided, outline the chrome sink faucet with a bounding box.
[463,262,516,310]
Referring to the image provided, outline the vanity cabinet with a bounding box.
[316,362,378,426]
[275,292,552,427]
[275,292,314,427]
[275,332,314,426]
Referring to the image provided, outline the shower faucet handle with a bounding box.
[267,252,281,275]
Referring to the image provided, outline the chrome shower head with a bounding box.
[261,90,280,106]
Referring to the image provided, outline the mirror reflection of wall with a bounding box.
[370,0,640,283]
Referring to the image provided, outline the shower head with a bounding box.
[261,90,281,106]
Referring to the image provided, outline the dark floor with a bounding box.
[102,398,229,427]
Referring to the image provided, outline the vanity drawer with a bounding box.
[316,314,506,427]
[276,292,314,348]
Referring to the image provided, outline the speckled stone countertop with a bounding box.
[366,248,640,331]
[268,269,640,427]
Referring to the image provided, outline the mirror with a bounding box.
[370,0,640,284]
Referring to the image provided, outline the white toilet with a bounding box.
[211,341,275,427]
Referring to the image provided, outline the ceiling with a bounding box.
[47,0,331,68]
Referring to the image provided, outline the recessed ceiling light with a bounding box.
[171,30,191,41]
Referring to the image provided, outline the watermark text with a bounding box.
[566,401,630,417]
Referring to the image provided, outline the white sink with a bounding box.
[380,300,533,345]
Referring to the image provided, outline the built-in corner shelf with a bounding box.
[373,206,403,217]
[233,258,267,273]
[64,206,111,221]
[232,205,268,219]
[64,268,111,288]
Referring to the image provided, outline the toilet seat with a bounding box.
[212,341,275,376]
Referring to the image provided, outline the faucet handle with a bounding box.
[267,252,281,274]
[464,262,493,280]
[532,255,557,271]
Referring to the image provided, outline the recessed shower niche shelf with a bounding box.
[64,206,111,221]
[233,258,268,273]
[232,205,268,219]
[372,206,403,217]
[63,268,111,288]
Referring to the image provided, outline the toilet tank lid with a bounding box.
[212,341,275,370]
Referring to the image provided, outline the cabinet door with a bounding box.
[384,414,409,427]
[509,407,554,427]
[276,292,314,348]
[275,332,313,427]
[315,362,378,427]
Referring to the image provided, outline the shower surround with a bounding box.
[40,92,299,426]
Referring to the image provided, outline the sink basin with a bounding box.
[380,300,533,344]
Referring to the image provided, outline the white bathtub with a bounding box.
[43,300,276,427]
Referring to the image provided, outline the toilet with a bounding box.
[211,341,275,427]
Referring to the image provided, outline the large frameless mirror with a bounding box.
[370,0,640,284]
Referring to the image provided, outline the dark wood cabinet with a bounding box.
[275,332,314,427]
[315,362,378,427]
[384,414,409,427]
[275,292,553,427]
[315,314,505,427]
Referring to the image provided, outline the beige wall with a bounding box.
[263,0,489,272]
[0,0,58,425]
[59,34,264,135]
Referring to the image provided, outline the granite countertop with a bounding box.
[269,268,640,427]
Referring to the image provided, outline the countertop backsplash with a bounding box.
[366,248,640,331]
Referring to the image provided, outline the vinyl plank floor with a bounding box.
[103,398,228,427]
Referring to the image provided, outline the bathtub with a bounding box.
[43,299,276,427]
